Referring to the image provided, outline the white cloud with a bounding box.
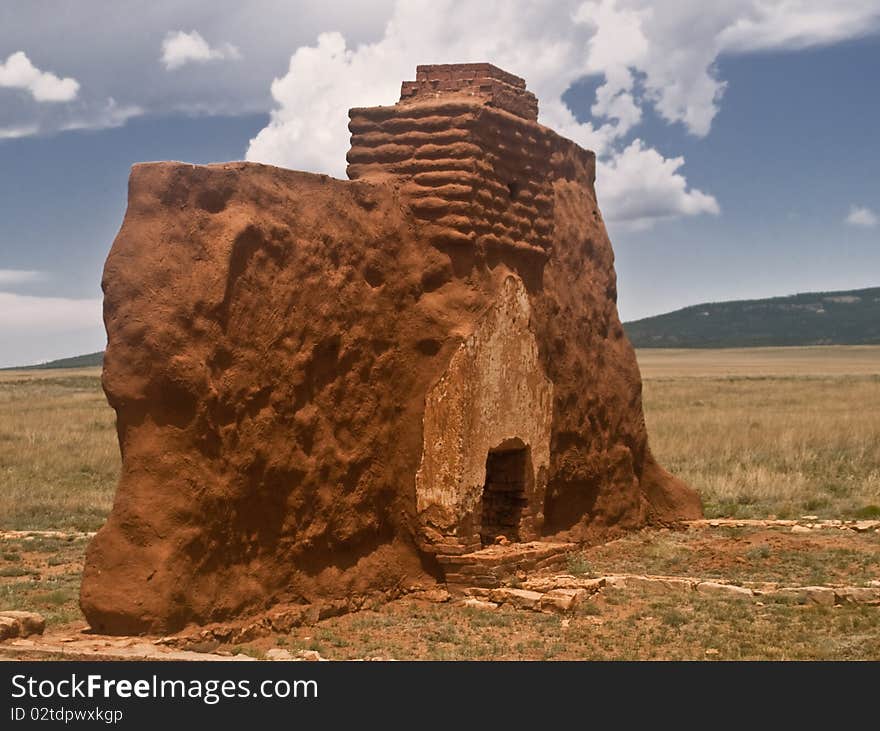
[0,98,144,139]
[247,0,734,228]
[0,269,45,285]
[719,1,880,52]
[0,1,396,136]
[845,205,878,227]
[599,140,720,229]
[0,51,79,102]
[161,30,242,70]
[59,97,144,133]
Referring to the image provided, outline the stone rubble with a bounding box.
[539,588,588,613]
[0,638,256,661]
[0,530,95,541]
[695,581,754,599]
[488,588,544,610]
[294,649,327,661]
[460,597,499,611]
[774,587,836,606]
[0,618,17,642]
[0,611,45,640]
[0,636,335,662]
[438,542,575,594]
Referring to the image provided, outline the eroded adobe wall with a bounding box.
[80,161,506,634]
[82,65,701,635]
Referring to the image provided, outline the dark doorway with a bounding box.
[480,446,528,546]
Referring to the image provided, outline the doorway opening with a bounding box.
[480,445,528,546]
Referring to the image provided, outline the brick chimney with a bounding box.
[348,64,596,273]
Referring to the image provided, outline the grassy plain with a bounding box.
[1,348,878,529]
[0,346,878,660]
[637,346,880,519]
[0,534,86,627]
[0,367,117,531]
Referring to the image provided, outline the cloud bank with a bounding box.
[0,49,141,137]
[0,292,104,368]
[245,0,880,229]
[0,269,45,285]
[0,292,101,332]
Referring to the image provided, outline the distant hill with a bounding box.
[4,351,104,371]
[625,286,880,348]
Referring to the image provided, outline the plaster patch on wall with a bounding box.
[415,274,553,552]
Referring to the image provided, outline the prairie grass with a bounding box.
[642,374,880,518]
[0,347,877,530]
[0,368,118,530]
[636,345,880,379]
[1,351,877,659]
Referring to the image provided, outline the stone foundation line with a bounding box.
[0,529,95,541]
[687,518,880,533]
[461,572,880,613]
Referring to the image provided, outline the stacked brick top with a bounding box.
[399,63,538,121]
[347,65,590,276]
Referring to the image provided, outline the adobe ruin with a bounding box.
[80,63,702,635]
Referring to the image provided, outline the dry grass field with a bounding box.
[636,345,880,378]
[2,347,877,531]
[0,346,878,660]
[0,367,117,531]
[638,347,880,520]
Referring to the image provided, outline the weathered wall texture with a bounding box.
[415,275,553,554]
[81,63,701,635]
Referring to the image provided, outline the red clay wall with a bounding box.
[79,66,701,635]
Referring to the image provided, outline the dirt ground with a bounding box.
[2,522,877,661]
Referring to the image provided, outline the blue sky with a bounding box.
[1,1,879,366]
[606,35,880,317]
